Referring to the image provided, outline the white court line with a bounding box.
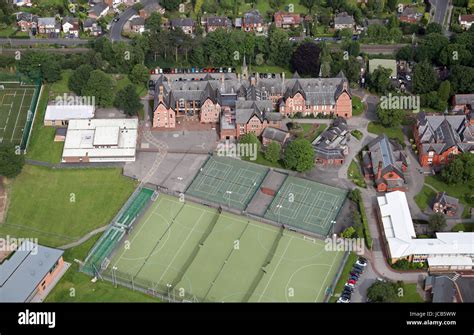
[257,237,292,302]
[314,248,339,302]
[11,89,27,141]
[155,211,206,284]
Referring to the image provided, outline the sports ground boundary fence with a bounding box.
[0,72,42,151]
[81,186,156,276]
[324,251,350,302]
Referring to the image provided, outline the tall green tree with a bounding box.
[412,60,438,94]
[114,84,142,116]
[144,12,162,34]
[367,67,392,94]
[0,146,24,179]
[268,28,293,67]
[68,64,93,95]
[129,64,149,86]
[376,104,404,127]
[82,70,114,107]
[367,281,398,302]
[290,42,321,77]
[429,213,447,232]
[283,139,314,172]
[265,141,281,163]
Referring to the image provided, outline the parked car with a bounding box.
[337,297,350,303]
[348,279,356,285]
[349,275,359,281]
[356,259,367,267]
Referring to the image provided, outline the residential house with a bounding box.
[452,94,474,116]
[37,17,60,37]
[62,17,80,38]
[413,113,474,167]
[433,192,459,217]
[459,14,474,30]
[363,134,408,192]
[204,16,231,33]
[399,6,422,24]
[313,117,349,166]
[15,12,37,32]
[274,11,302,29]
[377,191,474,270]
[334,12,355,31]
[124,16,145,34]
[88,3,109,19]
[138,2,165,19]
[0,241,65,302]
[242,10,265,33]
[83,18,103,36]
[364,18,387,29]
[152,69,352,138]
[170,18,195,35]
[261,127,290,147]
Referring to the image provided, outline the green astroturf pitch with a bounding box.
[264,176,347,236]
[105,194,344,302]
[185,156,269,211]
[0,82,35,147]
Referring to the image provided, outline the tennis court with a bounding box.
[0,82,36,147]
[264,176,347,236]
[105,194,344,302]
[185,156,269,211]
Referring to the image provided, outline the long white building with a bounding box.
[377,191,474,271]
[62,119,138,163]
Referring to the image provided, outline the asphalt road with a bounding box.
[110,0,157,42]
[430,0,449,25]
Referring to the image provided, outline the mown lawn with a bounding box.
[46,232,160,302]
[348,160,366,188]
[0,166,137,247]
[367,122,405,144]
[25,85,64,163]
[414,185,437,211]
[329,252,358,302]
[300,123,327,142]
[50,69,73,96]
[425,176,473,218]
[396,283,424,303]
[352,96,364,116]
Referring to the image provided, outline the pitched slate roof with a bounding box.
[434,192,459,207]
[334,12,354,25]
[262,127,288,143]
[171,18,195,27]
[206,16,230,27]
[416,113,474,155]
[366,134,407,184]
[89,3,108,16]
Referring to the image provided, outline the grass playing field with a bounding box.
[0,82,37,147]
[0,166,137,247]
[104,194,344,302]
[264,176,347,236]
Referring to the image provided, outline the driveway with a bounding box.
[110,0,158,41]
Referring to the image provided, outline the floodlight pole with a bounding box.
[226,190,232,211]
[112,266,118,288]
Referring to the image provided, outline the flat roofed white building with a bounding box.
[62,118,138,163]
[44,105,95,126]
[377,191,474,270]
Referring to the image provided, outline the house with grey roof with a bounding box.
[83,17,102,36]
[414,113,474,167]
[88,3,109,19]
[452,94,474,115]
[433,192,459,217]
[334,12,355,31]
[204,16,231,33]
[15,12,37,32]
[152,70,352,139]
[261,127,289,147]
[37,17,60,36]
[170,18,195,35]
[242,10,266,33]
[0,241,65,302]
[313,117,349,166]
[363,134,408,192]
